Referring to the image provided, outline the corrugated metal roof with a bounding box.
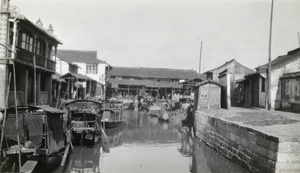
[110,66,199,79]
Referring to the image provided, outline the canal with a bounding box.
[53,110,247,173]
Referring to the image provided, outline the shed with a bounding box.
[194,80,222,110]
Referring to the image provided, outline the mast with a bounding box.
[199,41,203,74]
[267,0,274,110]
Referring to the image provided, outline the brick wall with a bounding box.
[194,110,300,173]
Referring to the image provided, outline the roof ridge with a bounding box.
[58,49,97,53]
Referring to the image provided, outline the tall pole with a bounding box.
[199,41,203,74]
[267,0,274,110]
[298,32,300,47]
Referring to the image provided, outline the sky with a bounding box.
[11,0,300,73]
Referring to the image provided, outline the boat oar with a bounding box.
[100,126,110,153]
[60,142,70,166]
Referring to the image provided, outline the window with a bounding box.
[19,31,33,52]
[35,39,46,56]
[86,64,98,74]
[261,78,265,92]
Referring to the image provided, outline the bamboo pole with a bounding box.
[55,80,61,108]
[0,73,11,161]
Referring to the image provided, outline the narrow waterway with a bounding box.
[53,109,247,173]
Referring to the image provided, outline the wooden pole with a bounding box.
[0,73,11,161]
[199,41,203,74]
[298,32,300,47]
[55,80,61,108]
[267,0,274,110]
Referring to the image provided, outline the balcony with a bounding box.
[16,48,56,72]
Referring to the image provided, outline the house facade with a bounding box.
[280,72,300,113]
[202,59,254,106]
[57,49,111,98]
[0,7,62,107]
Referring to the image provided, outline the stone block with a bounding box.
[242,138,249,148]
[230,133,236,141]
[277,153,300,163]
[267,150,278,161]
[257,136,269,148]
[257,145,268,156]
[248,132,258,143]
[278,142,300,154]
[269,141,279,151]
[276,162,300,171]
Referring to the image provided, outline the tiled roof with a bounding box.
[195,80,222,87]
[109,79,182,89]
[204,59,253,74]
[10,13,62,44]
[258,48,300,70]
[110,66,199,79]
[57,49,106,64]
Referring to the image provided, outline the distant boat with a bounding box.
[101,100,126,129]
[148,102,171,121]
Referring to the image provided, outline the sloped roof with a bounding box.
[205,59,254,74]
[195,80,222,87]
[61,72,95,81]
[280,71,300,79]
[110,66,199,79]
[258,48,300,70]
[57,49,106,64]
[109,79,182,89]
[10,13,62,44]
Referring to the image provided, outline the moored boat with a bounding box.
[101,100,126,129]
[0,105,71,172]
[65,100,102,146]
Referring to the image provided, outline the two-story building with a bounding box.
[108,66,199,99]
[57,49,111,98]
[2,11,62,106]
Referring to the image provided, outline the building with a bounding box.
[257,47,300,109]
[280,72,300,113]
[0,7,62,107]
[194,80,222,110]
[108,66,199,99]
[239,48,300,109]
[57,49,112,98]
[202,59,254,106]
[236,72,266,108]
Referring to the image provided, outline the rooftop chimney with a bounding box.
[36,18,43,28]
[47,24,54,35]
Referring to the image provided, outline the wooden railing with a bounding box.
[16,48,56,72]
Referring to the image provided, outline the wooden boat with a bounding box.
[0,105,71,172]
[148,101,171,121]
[109,98,134,110]
[65,100,102,146]
[101,100,126,129]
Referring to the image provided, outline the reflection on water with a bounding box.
[53,110,247,173]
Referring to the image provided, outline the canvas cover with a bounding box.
[25,114,43,148]
[4,113,25,143]
[47,114,65,154]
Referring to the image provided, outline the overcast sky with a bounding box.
[12,0,300,72]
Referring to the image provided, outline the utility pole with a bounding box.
[298,32,300,47]
[267,0,274,110]
[199,41,203,74]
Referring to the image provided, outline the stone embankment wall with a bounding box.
[194,110,300,173]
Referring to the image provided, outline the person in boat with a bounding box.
[181,104,194,132]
